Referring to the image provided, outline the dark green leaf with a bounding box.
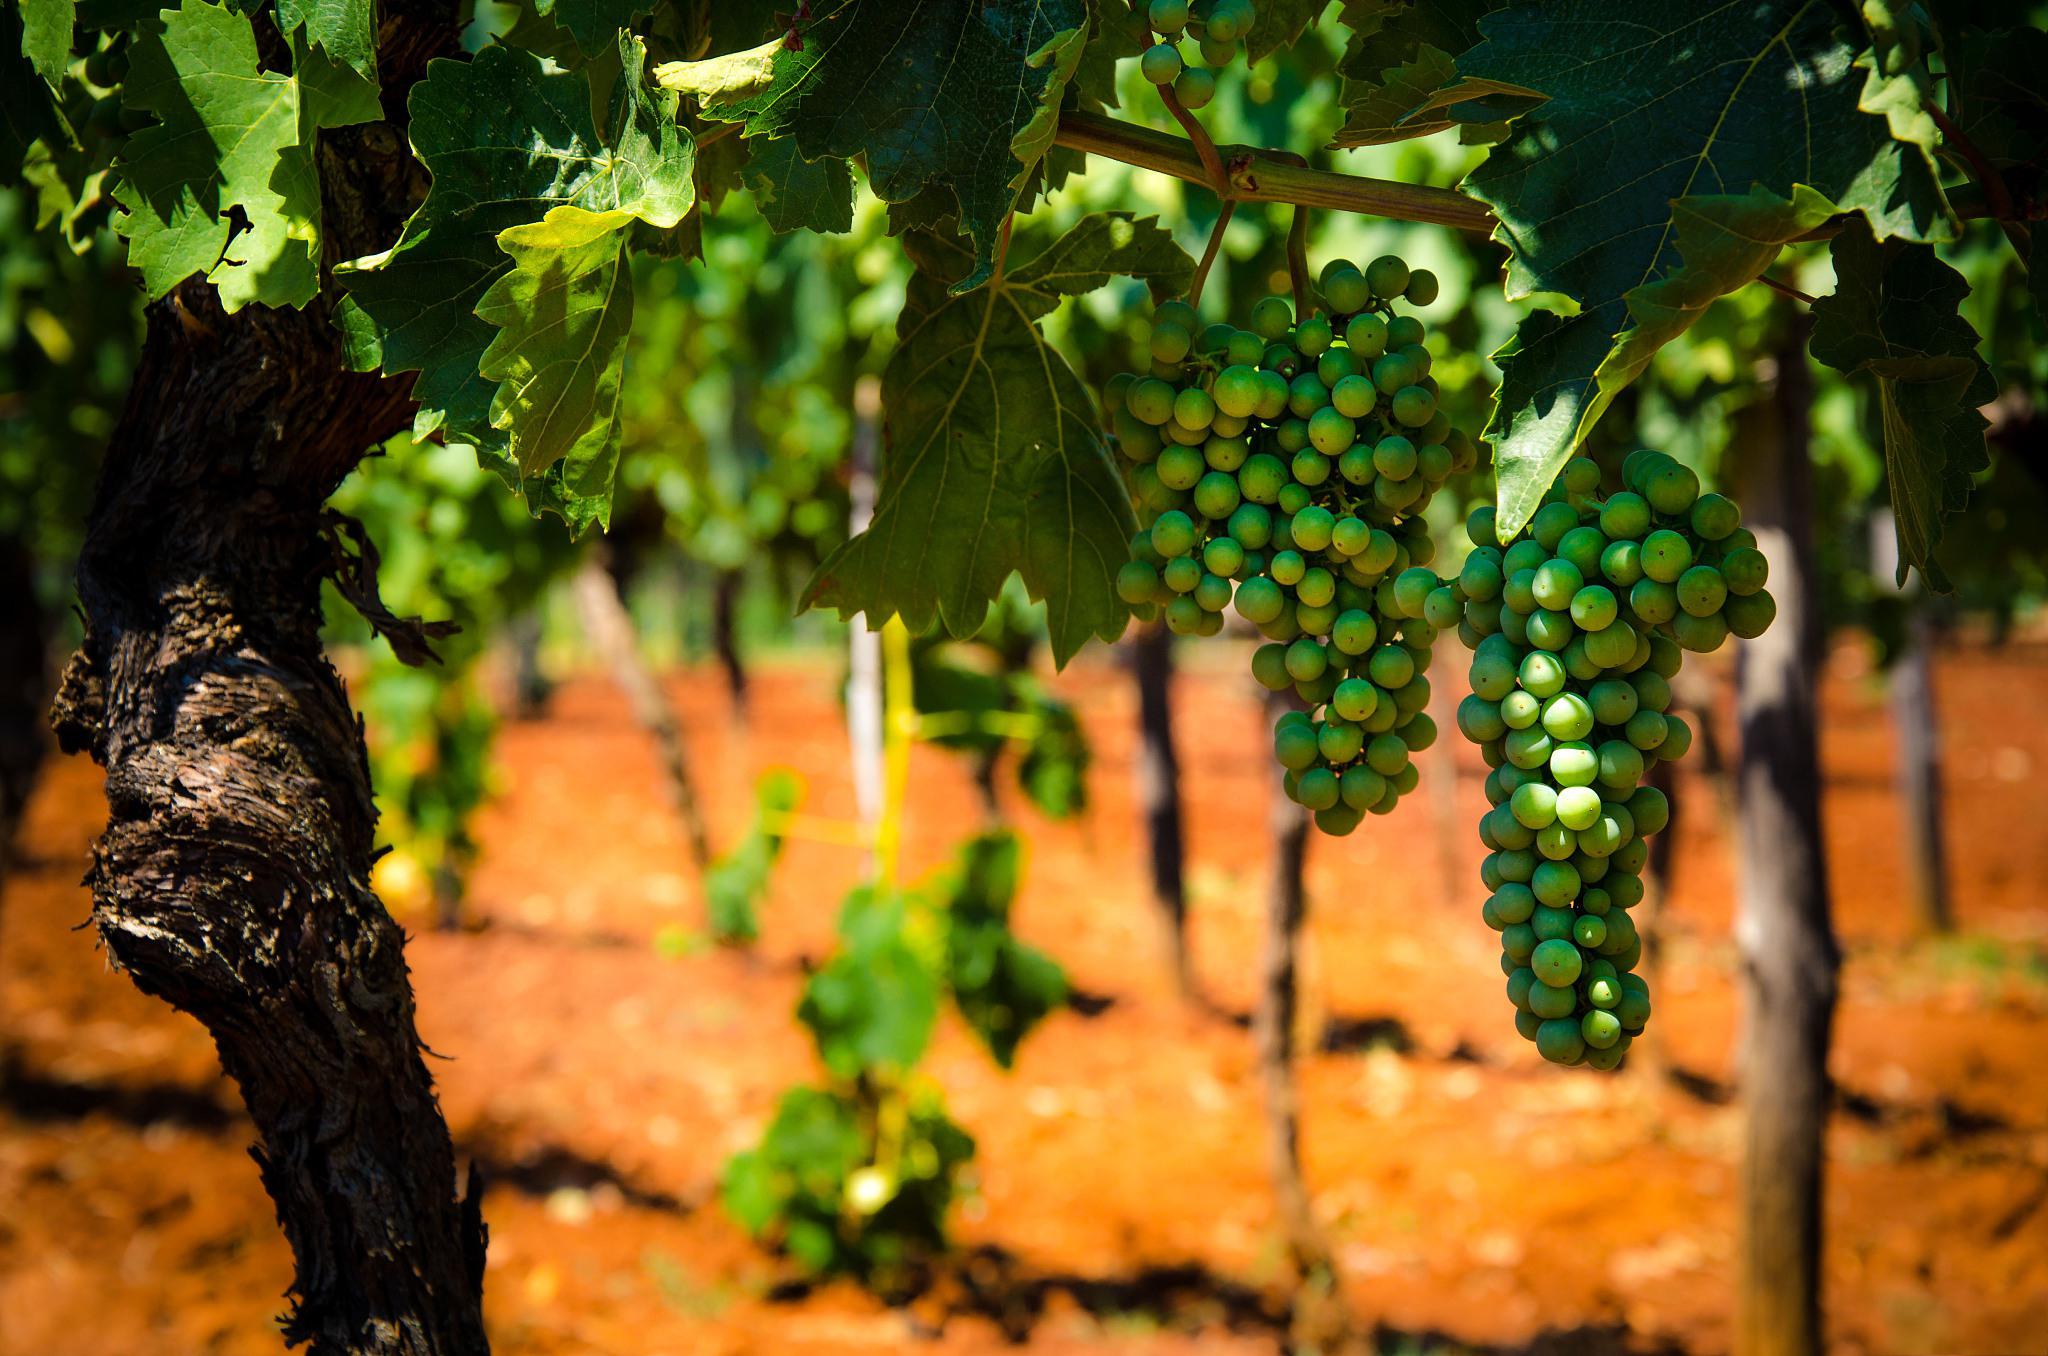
[535,0,653,56]
[1330,0,1528,147]
[803,213,1191,667]
[657,0,1087,292]
[20,0,75,82]
[1811,218,1993,591]
[1244,0,1322,65]
[1457,0,1959,536]
[746,139,854,235]
[799,887,941,1078]
[939,830,1065,1068]
[2,7,68,186]
[703,768,803,943]
[277,0,375,84]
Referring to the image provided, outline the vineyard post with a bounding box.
[1870,509,1952,933]
[846,378,885,856]
[1131,622,1191,995]
[1729,318,1839,1356]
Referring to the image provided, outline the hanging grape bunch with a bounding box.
[1101,255,1481,838]
[1442,450,1777,1069]
[1139,0,1258,108]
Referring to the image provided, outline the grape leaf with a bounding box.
[941,831,1066,1069]
[799,887,941,1079]
[1811,219,1992,592]
[20,0,75,82]
[337,37,693,529]
[2,7,67,186]
[803,212,1190,667]
[1072,0,1144,111]
[1329,0,1527,147]
[745,138,853,235]
[1455,0,1958,537]
[111,0,371,311]
[535,0,653,56]
[276,0,374,84]
[1244,0,1322,65]
[655,0,1086,293]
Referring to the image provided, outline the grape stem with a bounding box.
[1756,274,1817,306]
[1156,83,1230,199]
[1053,108,1995,239]
[1188,200,1237,308]
[1286,203,1311,315]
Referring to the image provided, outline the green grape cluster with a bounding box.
[1100,255,1477,837]
[1443,450,1778,1068]
[1139,0,1258,107]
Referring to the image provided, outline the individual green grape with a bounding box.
[1345,312,1389,359]
[1295,314,1333,356]
[1156,444,1205,491]
[1365,254,1411,300]
[1307,407,1356,456]
[1141,42,1184,84]
[1238,453,1286,504]
[1555,785,1602,831]
[1724,588,1777,638]
[1672,609,1729,653]
[1162,556,1202,594]
[1365,732,1409,776]
[1643,460,1700,516]
[1296,567,1336,608]
[1372,435,1418,480]
[1721,546,1769,595]
[1371,352,1420,395]
[1323,268,1371,314]
[1174,66,1216,108]
[1285,637,1329,682]
[1406,269,1439,305]
[1676,564,1727,617]
[1150,510,1197,558]
[1275,720,1320,771]
[1640,529,1693,583]
[1391,385,1436,427]
[1291,505,1336,552]
[1629,577,1678,625]
[1234,575,1286,625]
[1249,295,1293,339]
[1193,470,1241,518]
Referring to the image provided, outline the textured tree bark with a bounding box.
[46,7,488,1351]
[712,568,749,718]
[1130,622,1189,994]
[0,535,48,872]
[574,555,712,872]
[1730,326,1838,1356]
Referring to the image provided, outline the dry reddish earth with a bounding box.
[4,637,2046,1355]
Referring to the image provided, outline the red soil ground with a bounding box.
[4,636,2046,1355]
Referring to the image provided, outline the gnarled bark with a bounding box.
[47,7,488,1351]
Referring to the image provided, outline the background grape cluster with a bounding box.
[1102,255,1480,836]
[1442,451,1780,1066]
[1138,0,1259,107]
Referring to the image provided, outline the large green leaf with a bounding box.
[941,830,1066,1068]
[799,887,941,1079]
[2,6,67,185]
[111,0,370,311]
[745,138,853,236]
[20,0,75,82]
[276,0,374,84]
[1456,0,1958,537]
[803,212,1191,667]
[535,0,653,56]
[1811,219,1992,592]
[1244,0,1322,65]
[337,37,692,529]
[655,0,1086,292]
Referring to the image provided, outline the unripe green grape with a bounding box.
[1225,502,1271,549]
[1724,588,1776,639]
[1206,0,1253,40]
[1190,469,1238,518]
[1171,387,1215,433]
[1203,437,1248,475]
[1598,492,1651,541]
[1530,937,1584,988]
[1539,691,1595,741]
[1328,609,1375,656]
[1371,352,1419,395]
[1340,764,1388,811]
[1301,407,1353,457]
[1597,740,1645,790]
[1291,505,1335,552]
[1116,560,1161,604]
[1405,268,1439,305]
[1156,444,1205,491]
[1513,650,1562,699]
[1294,314,1333,356]
[1499,540,1543,579]
[1268,548,1305,586]
[1526,609,1573,652]
[1274,720,1320,771]
[1199,535,1243,578]
[1164,594,1203,633]
[1327,678,1377,725]
[1163,556,1203,594]
[1141,42,1184,83]
[1289,764,1337,811]
[1510,781,1557,829]
[1676,564,1727,618]
[1580,1008,1621,1051]
[1626,785,1670,836]
[1690,492,1740,539]
[1401,711,1439,752]
[1672,608,1729,653]
[1529,979,1577,1020]
[1149,0,1191,32]
[1391,567,1435,619]
[1530,501,1580,551]
[1549,742,1598,787]
[1318,718,1366,763]
[1391,385,1436,427]
[1630,668,1672,714]
[1207,365,1258,419]
[1640,529,1693,583]
[1249,295,1293,340]
[1504,725,1553,771]
[1644,460,1700,516]
[1322,268,1371,314]
[1282,637,1327,683]
[1502,568,1538,616]
[1555,785,1602,831]
[1295,566,1336,608]
[1559,458,1602,498]
[1498,689,1540,731]
[1173,65,1217,108]
[1368,644,1416,690]
[1196,321,1235,354]
[1586,678,1638,726]
[1628,577,1678,625]
[1198,33,1236,64]
[1193,572,1233,612]
[1599,539,1644,589]
[1622,448,1672,491]
[1365,254,1411,300]
[1251,642,1291,690]
[1294,600,1338,635]
[1154,299,1199,333]
[1366,732,1409,776]
[1150,509,1198,558]
[1624,709,1668,751]
[1345,312,1389,358]
[1236,453,1285,505]
[1721,546,1769,595]
[1327,374,1376,419]
[1128,377,1176,425]
[1150,321,1192,364]
[1223,330,1266,367]
[1113,410,1162,464]
[1284,372,1326,418]
[1372,434,1417,481]
[1469,652,1518,703]
[1498,607,1531,645]
[1314,347,1358,386]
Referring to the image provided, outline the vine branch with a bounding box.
[1189,201,1236,308]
